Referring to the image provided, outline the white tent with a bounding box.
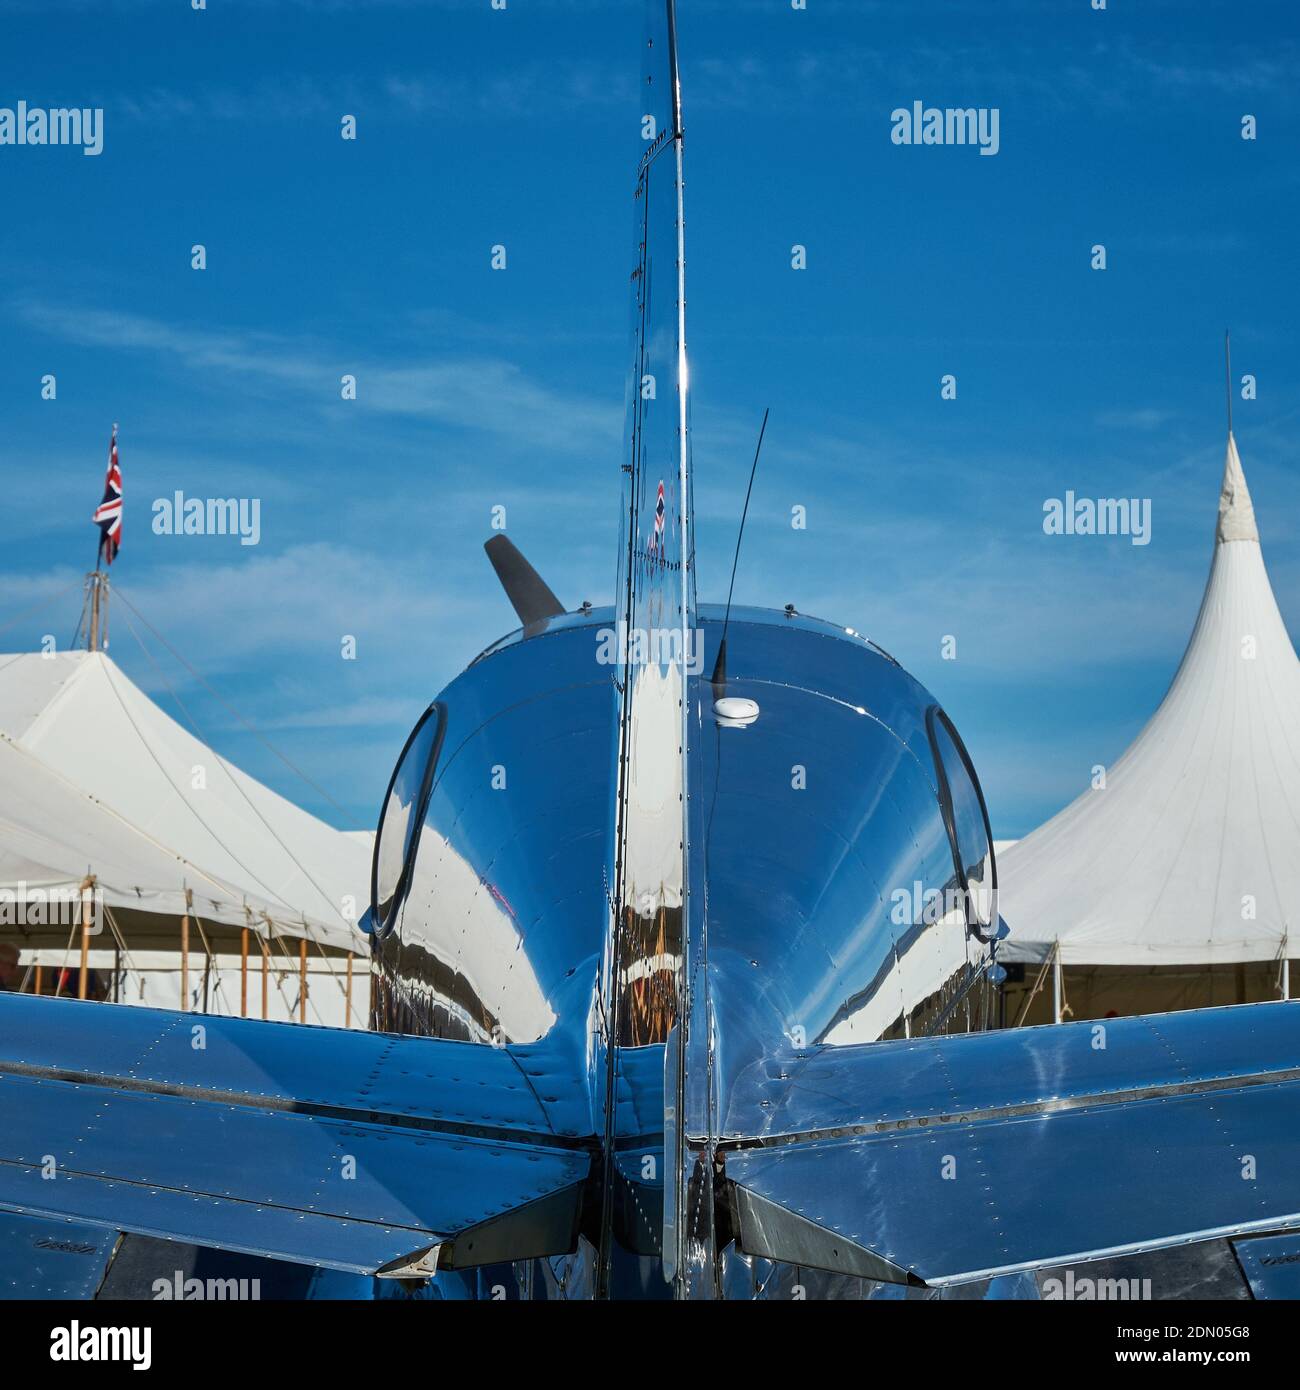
[0,650,370,1021]
[999,433,1300,987]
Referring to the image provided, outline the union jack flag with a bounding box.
[92,424,122,565]
[650,479,666,554]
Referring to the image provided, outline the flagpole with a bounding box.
[87,568,101,653]
[87,422,119,652]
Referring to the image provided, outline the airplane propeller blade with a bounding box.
[483,535,566,626]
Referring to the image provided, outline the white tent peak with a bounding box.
[1217,431,1258,544]
[999,429,1300,967]
[0,649,369,950]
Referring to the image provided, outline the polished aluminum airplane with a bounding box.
[2,0,1300,1303]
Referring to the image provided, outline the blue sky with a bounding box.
[2,0,1298,837]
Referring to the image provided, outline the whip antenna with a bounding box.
[711,407,769,694]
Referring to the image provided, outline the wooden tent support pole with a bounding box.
[240,927,249,1017]
[261,934,269,1020]
[1052,940,1063,1025]
[34,963,44,996]
[78,878,93,1001]
[298,938,308,1024]
[180,888,193,1011]
[345,951,354,1028]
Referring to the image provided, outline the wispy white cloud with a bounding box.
[15,299,621,450]
[1095,407,1177,431]
[255,694,429,731]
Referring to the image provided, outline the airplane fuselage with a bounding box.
[366,600,1000,1293]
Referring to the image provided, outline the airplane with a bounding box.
[2,0,1300,1303]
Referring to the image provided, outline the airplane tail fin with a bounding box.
[616,0,691,646]
[602,0,697,1293]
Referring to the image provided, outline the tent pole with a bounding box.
[1225,328,1233,436]
[1052,941,1063,1024]
[260,934,269,1020]
[345,951,354,1029]
[88,572,100,653]
[298,938,308,1024]
[240,927,249,1017]
[78,877,93,1001]
[1283,946,1290,1002]
[34,963,43,997]
[180,888,191,1011]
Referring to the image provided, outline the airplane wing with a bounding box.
[7,993,1300,1296]
[0,994,593,1279]
[719,1001,1300,1289]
